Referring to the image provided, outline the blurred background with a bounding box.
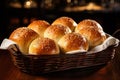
[0,0,120,43]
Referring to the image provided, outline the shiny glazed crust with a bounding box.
[29,37,60,55]
[52,16,77,31]
[58,33,89,53]
[75,27,106,48]
[28,20,50,37]
[8,17,107,55]
[44,24,71,43]
[75,19,103,32]
[9,27,39,54]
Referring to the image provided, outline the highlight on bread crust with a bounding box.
[9,27,39,54]
[29,37,60,55]
[44,24,72,43]
[75,19,106,48]
[58,33,89,53]
[8,17,107,55]
[75,26,106,48]
[75,19,103,32]
[27,20,50,37]
[52,16,77,31]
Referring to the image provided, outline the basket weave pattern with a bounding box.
[10,46,114,74]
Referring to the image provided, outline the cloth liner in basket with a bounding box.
[0,35,119,74]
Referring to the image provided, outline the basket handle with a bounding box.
[112,29,120,40]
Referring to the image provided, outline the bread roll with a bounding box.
[27,20,50,37]
[75,19,103,32]
[9,27,39,54]
[44,24,72,43]
[52,16,77,31]
[75,27,106,48]
[29,37,60,55]
[58,33,89,53]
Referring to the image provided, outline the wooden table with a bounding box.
[0,46,120,80]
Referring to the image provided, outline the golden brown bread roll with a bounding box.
[75,27,106,48]
[75,19,103,31]
[9,27,39,54]
[52,16,77,31]
[27,20,50,37]
[58,33,89,53]
[44,24,72,43]
[29,37,60,55]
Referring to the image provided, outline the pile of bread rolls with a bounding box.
[9,16,106,55]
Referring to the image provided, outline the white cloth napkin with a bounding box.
[0,39,19,53]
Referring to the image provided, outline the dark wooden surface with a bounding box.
[0,45,120,80]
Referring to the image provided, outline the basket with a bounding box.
[9,45,116,75]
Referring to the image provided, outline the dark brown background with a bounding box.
[0,0,120,43]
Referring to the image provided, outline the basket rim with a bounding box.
[10,45,116,57]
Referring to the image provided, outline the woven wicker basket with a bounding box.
[9,45,116,75]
